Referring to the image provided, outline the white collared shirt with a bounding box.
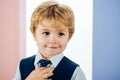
[13,52,86,80]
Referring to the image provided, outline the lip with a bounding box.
[49,46,58,49]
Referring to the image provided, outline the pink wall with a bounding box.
[0,0,26,80]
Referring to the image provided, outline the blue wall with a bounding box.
[93,0,120,80]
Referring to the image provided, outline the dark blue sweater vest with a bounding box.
[20,55,79,80]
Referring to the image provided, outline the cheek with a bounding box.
[36,41,40,48]
[36,38,45,47]
[61,36,69,45]
[60,40,68,48]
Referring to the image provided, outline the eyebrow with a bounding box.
[39,29,50,32]
[58,28,68,32]
[37,27,68,33]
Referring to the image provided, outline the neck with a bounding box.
[41,53,53,60]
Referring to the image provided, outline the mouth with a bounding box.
[49,46,58,49]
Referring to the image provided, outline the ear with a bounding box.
[33,34,37,41]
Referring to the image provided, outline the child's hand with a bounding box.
[25,67,54,80]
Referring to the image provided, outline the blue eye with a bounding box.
[43,32,50,35]
[58,32,65,36]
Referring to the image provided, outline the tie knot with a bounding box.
[39,59,52,67]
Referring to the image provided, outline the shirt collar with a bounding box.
[34,51,64,68]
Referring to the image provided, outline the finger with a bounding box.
[37,67,46,71]
[43,72,54,79]
[42,67,54,74]
[44,79,52,80]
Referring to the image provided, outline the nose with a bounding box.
[49,35,57,44]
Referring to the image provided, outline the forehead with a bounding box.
[38,19,69,31]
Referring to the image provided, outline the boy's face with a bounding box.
[34,20,69,59]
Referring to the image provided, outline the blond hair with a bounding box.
[30,0,75,39]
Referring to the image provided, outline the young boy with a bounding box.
[13,0,86,80]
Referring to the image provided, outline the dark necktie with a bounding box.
[39,59,52,67]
